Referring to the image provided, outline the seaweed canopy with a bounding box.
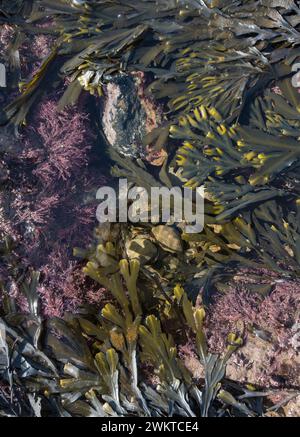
[2,4,300,241]
[1,259,263,418]
[0,1,300,417]
[2,1,300,129]
[1,1,300,289]
[172,91,300,281]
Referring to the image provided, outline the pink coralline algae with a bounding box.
[205,276,300,352]
[0,24,14,52]
[13,192,61,228]
[0,24,54,83]
[0,91,108,317]
[0,22,106,316]
[36,245,106,318]
[22,98,92,184]
[20,30,54,78]
[202,273,300,388]
[9,95,95,254]
[31,34,54,60]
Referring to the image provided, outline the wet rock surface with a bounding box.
[102,74,148,158]
[226,334,300,389]
[204,273,300,390]
[283,395,300,417]
[102,72,163,160]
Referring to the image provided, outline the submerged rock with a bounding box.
[151,225,183,254]
[102,72,163,160]
[125,237,158,265]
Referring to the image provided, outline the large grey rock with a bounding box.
[102,72,164,161]
[102,74,148,158]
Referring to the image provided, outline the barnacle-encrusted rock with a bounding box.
[151,225,183,253]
